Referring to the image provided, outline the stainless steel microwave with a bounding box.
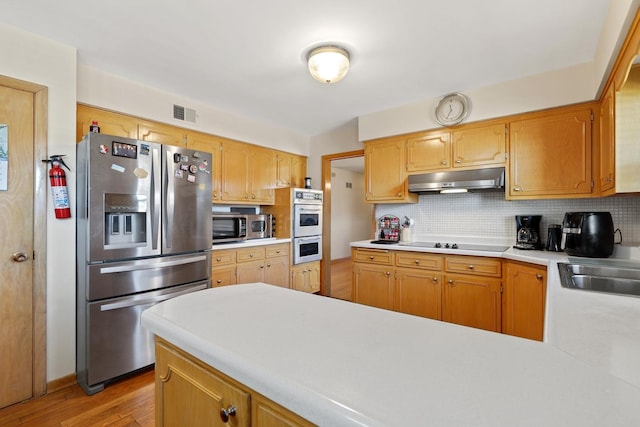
[212,213,247,243]
[247,214,273,240]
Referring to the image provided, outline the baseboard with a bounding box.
[331,257,352,263]
[47,373,77,394]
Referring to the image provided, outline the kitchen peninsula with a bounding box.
[141,283,640,426]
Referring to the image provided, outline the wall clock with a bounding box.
[434,92,470,126]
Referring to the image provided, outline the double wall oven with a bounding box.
[292,188,323,264]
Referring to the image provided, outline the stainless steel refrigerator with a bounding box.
[76,133,212,394]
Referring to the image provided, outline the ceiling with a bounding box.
[1,1,611,137]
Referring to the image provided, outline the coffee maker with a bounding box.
[514,215,542,250]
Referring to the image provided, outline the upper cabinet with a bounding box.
[507,105,594,199]
[275,151,307,189]
[364,137,417,204]
[614,65,640,193]
[220,140,276,204]
[406,122,507,173]
[598,84,615,195]
[76,105,304,205]
[77,105,138,141]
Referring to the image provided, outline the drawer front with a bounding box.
[352,248,394,265]
[266,243,289,258]
[212,249,236,266]
[237,247,266,263]
[395,252,442,271]
[445,255,501,277]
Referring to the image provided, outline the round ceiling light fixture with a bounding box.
[307,45,350,84]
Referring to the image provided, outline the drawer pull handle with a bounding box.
[468,264,474,270]
[220,405,237,423]
[216,257,221,262]
[369,256,374,260]
[414,260,420,264]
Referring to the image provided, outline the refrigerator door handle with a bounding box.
[164,148,175,249]
[99,283,208,311]
[99,254,209,274]
[151,146,161,250]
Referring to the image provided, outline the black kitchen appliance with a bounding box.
[561,212,614,258]
[514,215,542,250]
[546,224,563,252]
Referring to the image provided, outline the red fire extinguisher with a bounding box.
[44,154,71,219]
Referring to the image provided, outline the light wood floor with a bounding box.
[328,257,352,301]
[0,262,352,425]
[0,369,155,427]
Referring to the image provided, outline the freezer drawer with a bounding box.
[81,281,208,394]
[86,252,211,301]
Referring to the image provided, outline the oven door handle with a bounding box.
[99,283,208,311]
[296,236,321,242]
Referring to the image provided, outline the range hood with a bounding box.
[408,167,505,193]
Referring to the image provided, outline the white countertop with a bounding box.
[211,237,291,250]
[142,284,640,427]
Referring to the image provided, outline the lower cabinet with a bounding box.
[212,243,290,289]
[351,248,546,339]
[443,256,502,332]
[502,260,547,341]
[291,261,321,293]
[155,338,314,427]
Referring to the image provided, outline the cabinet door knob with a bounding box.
[414,260,420,264]
[512,186,522,192]
[216,257,221,262]
[432,276,438,282]
[396,192,402,197]
[216,279,222,283]
[441,160,447,165]
[369,256,374,260]
[448,279,454,284]
[385,271,391,276]
[455,158,462,164]
[267,263,271,267]
[468,264,474,270]
[220,405,237,423]
[536,274,543,280]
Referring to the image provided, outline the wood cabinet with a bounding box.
[598,84,615,194]
[138,120,186,147]
[291,261,320,293]
[212,243,290,289]
[221,140,276,204]
[155,338,314,427]
[155,339,251,427]
[508,105,593,199]
[395,252,442,320]
[364,138,417,203]
[502,261,546,341]
[76,104,304,204]
[442,256,502,332]
[275,151,307,189]
[76,104,138,141]
[352,248,508,333]
[406,123,506,172]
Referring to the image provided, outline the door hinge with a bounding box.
[500,284,504,293]
[590,111,594,122]
[32,251,36,261]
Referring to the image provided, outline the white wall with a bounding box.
[307,118,361,189]
[358,2,640,142]
[78,65,310,156]
[330,167,372,259]
[0,23,77,381]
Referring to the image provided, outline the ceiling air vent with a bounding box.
[173,104,196,123]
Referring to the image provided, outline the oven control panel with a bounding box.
[293,188,323,204]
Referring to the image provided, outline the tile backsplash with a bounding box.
[375,191,640,246]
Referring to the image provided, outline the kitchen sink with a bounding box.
[557,262,640,298]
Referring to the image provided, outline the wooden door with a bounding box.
[451,123,506,168]
[443,274,501,332]
[508,107,592,198]
[395,269,442,320]
[599,85,615,194]
[502,261,546,341]
[352,263,394,310]
[249,147,275,204]
[0,84,35,408]
[406,131,451,171]
[364,138,416,203]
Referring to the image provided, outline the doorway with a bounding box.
[0,75,48,408]
[321,150,371,299]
